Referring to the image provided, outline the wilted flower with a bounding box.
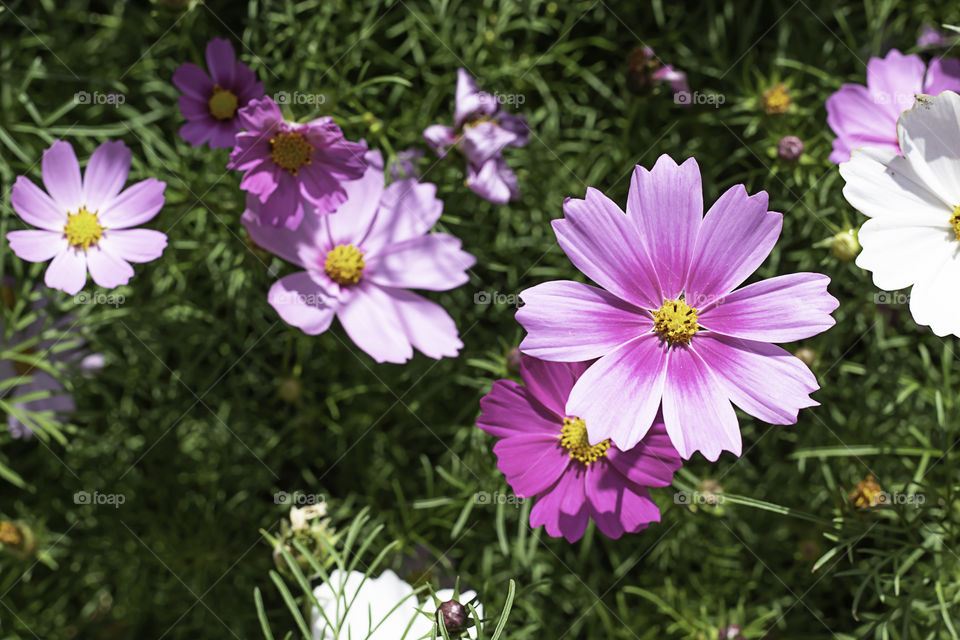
[777,135,804,161]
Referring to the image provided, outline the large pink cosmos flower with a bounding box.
[173,38,265,149]
[477,355,682,542]
[228,97,367,229]
[516,155,838,461]
[243,151,475,364]
[826,49,960,164]
[7,140,167,295]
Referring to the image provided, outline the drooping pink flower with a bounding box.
[228,97,367,229]
[173,38,265,149]
[516,155,838,461]
[423,69,528,204]
[243,151,475,364]
[477,355,682,543]
[7,140,168,295]
[826,49,960,163]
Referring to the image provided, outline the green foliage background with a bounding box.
[1,0,960,638]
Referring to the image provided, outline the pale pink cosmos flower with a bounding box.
[7,140,167,295]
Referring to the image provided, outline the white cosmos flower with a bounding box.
[840,90,960,337]
[310,569,482,640]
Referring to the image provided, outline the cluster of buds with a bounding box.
[272,503,339,576]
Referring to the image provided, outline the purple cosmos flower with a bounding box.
[917,25,951,49]
[826,49,960,163]
[0,283,103,439]
[516,155,838,461]
[477,355,682,542]
[228,97,367,229]
[7,140,168,296]
[423,69,528,204]
[242,151,475,363]
[626,46,690,102]
[173,38,265,149]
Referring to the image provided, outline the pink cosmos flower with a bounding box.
[516,155,838,461]
[826,49,960,163]
[243,151,475,364]
[228,97,367,229]
[173,38,265,149]
[7,140,168,296]
[423,69,528,204]
[477,355,682,542]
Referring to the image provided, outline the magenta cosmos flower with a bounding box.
[423,68,529,204]
[516,155,838,461]
[228,97,367,229]
[243,151,475,363]
[7,140,168,295]
[173,38,265,149]
[477,355,682,542]
[826,49,960,163]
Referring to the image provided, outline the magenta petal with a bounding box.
[554,188,662,309]
[268,272,337,335]
[684,184,781,303]
[477,379,561,439]
[566,334,667,450]
[517,280,651,362]
[83,141,131,212]
[102,229,167,263]
[530,471,588,542]
[241,196,315,267]
[8,230,67,263]
[257,173,303,229]
[866,49,925,118]
[519,356,590,418]
[382,287,463,360]
[423,124,456,156]
[179,120,215,147]
[661,346,740,461]
[365,234,474,292]
[42,140,83,212]
[337,282,413,363]
[924,57,960,95]
[205,38,236,86]
[86,245,134,289]
[172,62,213,100]
[465,156,519,204]
[693,334,819,425]
[627,156,703,298]
[460,122,517,166]
[44,248,87,295]
[493,434,570,498]
[208,120,240,149]
[698,273,838,342]
[618,485,661,533]
[606,419,681,488]
[826,84,900,164]
[10,177,67,230]
[179,94,210,119]
[100,178,166,228]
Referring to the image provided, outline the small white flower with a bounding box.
[310,569,482,640]
[840,90,960,337]
[289,504,327,531]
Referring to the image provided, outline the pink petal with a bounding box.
[466,156,519,204]
[101,229,167,263]
[661,345,740,461]
[205,38,236,86]
[517,280,651,362]
[460,122,517,166]
[529,470,590,543]
[423,124,456,156]
[11,176,68,231]
[172,62,213,100]
[692,334,819,425]
[365,234,474,291]
[866,49,925,118]
[826,84,900,164]
[606,419,681,488]
[85,245,134,289]
[477,379,561,439]
[208,120,240,149]
[179,120,215,147]
[684,184,781,303]
[179,94,210,119]
[83,141,131,212]
[267,272,337,335]
[298,166,348,216]
[336,282,413,363]
[518,356,591,418]
[566,334,667,451]
[698,273,838,342]
[325,150,386,248]
[42,140,83,212]
[627,156,703,298]
[383,287,463,360]
[554,188,662,309]
[617,485,661,533]
[241,195,313,267]
[7,230,67,262]
[258,172,303,229]
[924,57,960,95]
[361,180,443,255]
[100,178,166,228]
[44,248,87,295]
[454,68,496,128]
[493,434,571,497]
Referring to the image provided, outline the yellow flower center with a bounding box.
[763,83,790,114]
[208,85,239,120]
[63,207,104,250]
[559,417,610,466]
[653,297,700,345]
[324,244,365,285]
[270,131,313,175]
[950,205,960,241]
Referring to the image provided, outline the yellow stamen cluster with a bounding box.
[950,205,960,240]
[208,85,239,120]
[269,131,313,175]
[559,417,610,466]
[0,521,22,547]
[653,297,700,345]
[64,207,104,250]
[324,244,365,286]
[762,83,790,114]
[849,475,886,508]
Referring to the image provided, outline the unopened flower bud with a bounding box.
[436,599,469,635]
[277,377,302,403]
[777,135,803,161]
[832,229,861,261]
[794,347,816,367]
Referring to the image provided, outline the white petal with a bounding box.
[856,217,957,291]
[898,91,960,206]
[909,253,960,337]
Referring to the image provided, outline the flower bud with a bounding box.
[436,599,469,635]
[793,347,816,367]
[277,377,302,403]
[777,135,803,162]
[831,229,861,261]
